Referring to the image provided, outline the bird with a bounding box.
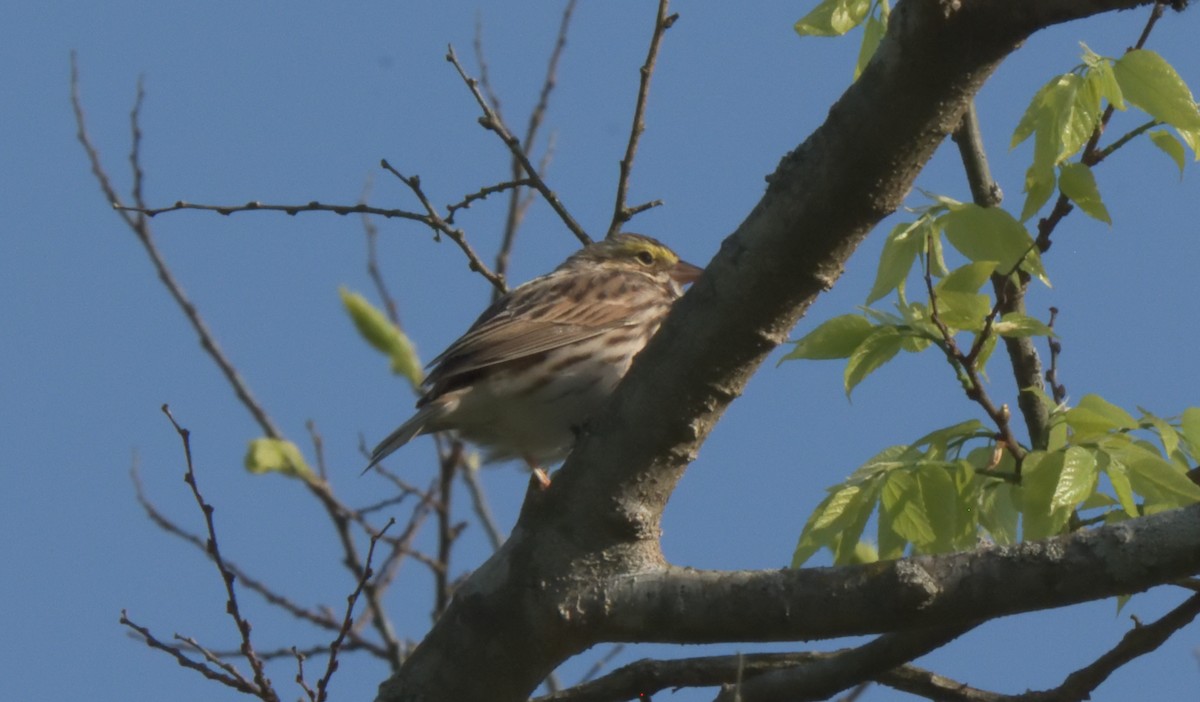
[364,233,702,483]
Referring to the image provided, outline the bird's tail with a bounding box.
[361,405,439,474]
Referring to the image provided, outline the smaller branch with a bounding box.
[923,247,1026,474]
[1046,307,1068,404]
[434,439,465,616]
[875,665,1003,702]
[1037,3,1167,254]
[1011,592,1200,702]
[951,100,1052,451]
[606,0,676,239]
[380,159,507,292]
[1091,119,1160,164]
[160,406,279,701]
[115,198,430,222]
[71,58,282,439]
[491,0,577,291]
[713,623,977,702]
[306,419,327,482]
[446,178,538,223]
[360,177,403,327]
[314,518,396,702]
[120,611,258,694]
[294,648,317,702]
[446,44,591,245]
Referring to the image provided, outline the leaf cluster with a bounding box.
[792,402,1200,567]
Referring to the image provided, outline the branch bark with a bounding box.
[375,2,1189,700]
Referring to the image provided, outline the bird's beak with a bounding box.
[670,259,704,286]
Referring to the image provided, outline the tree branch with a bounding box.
[342,3,1189,701]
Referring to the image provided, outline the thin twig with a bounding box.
[489,0,578,293]
[314,518,396,702]
[1011,593,1200,702]
[120,611,259,693]
[446,44,591,246]
[116,198,430,222]
[1036,2,1166,253]
[380,159,508,291]
[923,247,1026,475]
[161,405,279,701]
[359,176,403,327]
[71,56,282,439]
[606,0,675,239]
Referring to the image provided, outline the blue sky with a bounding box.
[3,2,1199,701]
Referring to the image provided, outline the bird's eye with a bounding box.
[636,250,655,265]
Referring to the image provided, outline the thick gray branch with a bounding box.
[596,504,1200,643]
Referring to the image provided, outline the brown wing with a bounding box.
[423,269,642,387]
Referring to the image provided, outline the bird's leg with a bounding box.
[524,456,552,489]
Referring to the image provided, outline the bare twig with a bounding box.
[359,177,403,327]
[161,405,279,701]
[487,0,578,291]
[313,518,396,702]
[606,0,675,239]
[115,198,430,223]
[1011,593,1200,702]
[380,159,508,291]
[446,44,591,246]
[71,56,282,439]
[120,611,259,694]
[434,439,466,617]
[130,467,388,656]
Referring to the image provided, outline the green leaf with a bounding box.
[1058,162,1112,225]
[1051,446,1099,510]
[792,477,882,567]
[784,314,875,361]
[1113,49,1200,131]
[1083,45,1125,110]
[936,261,1000,294]
[1019,450,1073,540]
[1103,453,1139,517]
[910,419,990,456]
[795,0,870,36]
[244,438,315,481]
[880,470,934,548]
[1181,407,1200,456]
[1148,130,1187,176]
[1012,77,1060,148]
[932,290,991,332]
[866,220,927,304]
[916,463,960,553]
[340,287,423,391]
[1114,442,1200,508]
[1020,162,1057,222]
[1062,74,1103,163]
[832,483,878,565]
[1176,126,1200,161]
[1141,411,1180,459]
[939,204,1046,282]
[978,481,1019,545]
[1065,394,1138,437]
[853,12,886,80]
[844,326,906,396]
[992,313,1054,338]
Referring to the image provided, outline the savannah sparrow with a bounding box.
[365,233,702,477]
